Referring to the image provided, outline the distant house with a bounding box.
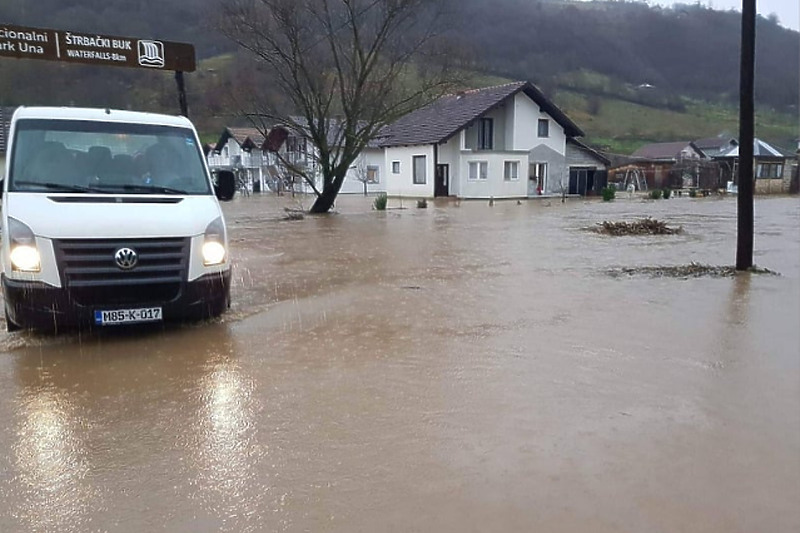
[265,118,386,196]
[378,81,594,199]
[610,141,709,190]
[716,138,793,194]
[694,135,738,158]
[207,127,273,192]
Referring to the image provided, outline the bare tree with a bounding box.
[219,0,463,213]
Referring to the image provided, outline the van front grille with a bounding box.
[53,237,189,306]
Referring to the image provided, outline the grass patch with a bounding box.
[554,89,796,154]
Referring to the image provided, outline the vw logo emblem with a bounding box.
[114,247,139,270]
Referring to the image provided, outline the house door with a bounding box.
[435,164,449,197]
[569,168,592,195]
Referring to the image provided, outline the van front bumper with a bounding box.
[2,270,231,331]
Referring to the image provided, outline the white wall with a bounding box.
[340,148,387,194]
[437,135,462,197]
[458,152,528,199]
[384,145,435,197]
[512,92,566,155]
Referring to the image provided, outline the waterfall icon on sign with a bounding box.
[137,40,165,68]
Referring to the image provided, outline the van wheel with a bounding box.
[5,304,21,332]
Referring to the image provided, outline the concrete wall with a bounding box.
[384,145,435,197]
[529,144,567,195]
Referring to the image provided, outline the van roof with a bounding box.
[12,107,194,129]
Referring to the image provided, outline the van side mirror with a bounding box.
[214,170,235,201]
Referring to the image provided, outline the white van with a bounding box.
[1,107,234,331]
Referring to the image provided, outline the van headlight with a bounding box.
[202,217,227,266]
[8,218,41,272]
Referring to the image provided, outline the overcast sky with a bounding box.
[647,0,799,31]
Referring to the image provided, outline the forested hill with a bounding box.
[0,0,797,143]
[459,0,798,112]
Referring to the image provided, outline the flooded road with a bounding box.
[1,194,798,532]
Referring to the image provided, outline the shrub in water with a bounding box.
[662,188,671,199]
[650,189,662,200]
[373,193,388,210]
[417,198,428,208]
[601,186,616,202]
[689,189,697,198]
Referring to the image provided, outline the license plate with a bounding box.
[94,307,162,325]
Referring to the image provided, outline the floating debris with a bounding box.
[607,262,779,279]
[590,217,682,236]
[283,207,305,221]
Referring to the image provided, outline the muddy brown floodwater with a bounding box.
[1,194,798,532]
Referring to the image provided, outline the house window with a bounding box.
[392,161,400,174]
[478,118,494,150]
[413,155,426,184]
[468,161,488,181]
[538,119,549,138]
[756,162,783,179]
[531,162,547,191]
[367,165,380,184]
[504,161,519,181]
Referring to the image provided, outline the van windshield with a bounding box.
[9,119,212,195]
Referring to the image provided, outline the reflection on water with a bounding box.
[0,195,798,532]
[191,355,261,531]
[13,381,96,532]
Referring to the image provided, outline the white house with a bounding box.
[207,127,274,193]
[378,81,596,199]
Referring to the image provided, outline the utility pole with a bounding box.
[736,0,755,270]
[175,71,189,118]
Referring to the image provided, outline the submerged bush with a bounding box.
[662,188,672,199]
[601,186,616,202]
[650,189,662,200]
[417,198,428,208]
[688,189,697,198]
[373,193,388,211]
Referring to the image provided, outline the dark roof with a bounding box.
[694,135,738,149]
[213,127,266,152]
[380,81,583,147]
[630,141,702,160]
[567,138,610,165]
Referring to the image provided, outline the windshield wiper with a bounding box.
[117,184,190,195]
[12,180,107,194]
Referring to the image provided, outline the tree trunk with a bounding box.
[309,172,346,213]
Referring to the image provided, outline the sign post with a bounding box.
[0,24,196,116]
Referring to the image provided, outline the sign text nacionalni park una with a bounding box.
[0,24,195,72]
